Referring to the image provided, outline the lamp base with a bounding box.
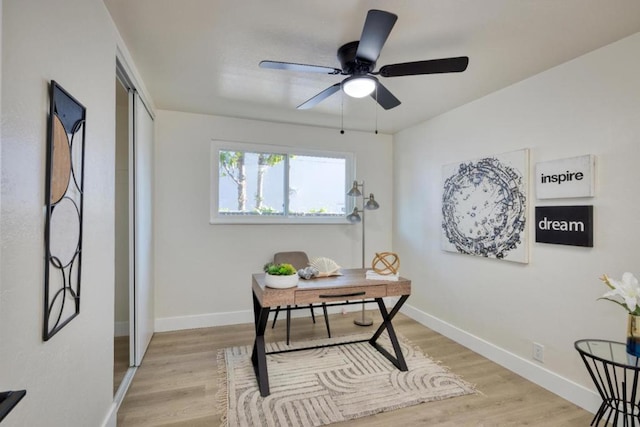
[354,299,373,326]
[354,317,373,326]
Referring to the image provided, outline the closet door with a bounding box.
[133,92,154,365]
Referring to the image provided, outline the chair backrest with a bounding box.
[273,251,309,270]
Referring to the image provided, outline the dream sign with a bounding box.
[535,205,593,247]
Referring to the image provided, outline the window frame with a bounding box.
[210,140,355,224]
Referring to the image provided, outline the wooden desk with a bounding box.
[251,268,411,397]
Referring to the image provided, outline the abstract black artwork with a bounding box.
[441,149,529,263]
[43,81,86,340]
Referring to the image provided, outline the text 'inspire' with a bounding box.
[540,171,584,184]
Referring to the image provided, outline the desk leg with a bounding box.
[251,293,271,397]
[369,295,409,371]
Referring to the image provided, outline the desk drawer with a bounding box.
[295,285,386,304]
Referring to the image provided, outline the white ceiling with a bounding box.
[105,0,640,134]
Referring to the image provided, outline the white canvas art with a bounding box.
[441,149,529,263]
[535,154,595,199]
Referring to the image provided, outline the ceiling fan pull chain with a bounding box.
[340,90,345,134]
[374,85,379,134]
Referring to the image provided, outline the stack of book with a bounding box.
[365,270,400,281]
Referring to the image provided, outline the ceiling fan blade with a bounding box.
[370,82,401,110]
[355,10,398,63]
[379,56,469,77]
[260,61,341,75]
[297,83,341,109]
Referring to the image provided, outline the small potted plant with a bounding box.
[263,262,299,288]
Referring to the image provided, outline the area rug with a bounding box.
[219,332,477,426]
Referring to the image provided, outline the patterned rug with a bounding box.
[220,332,476,426]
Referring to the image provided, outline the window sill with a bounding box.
[209,216,353,225]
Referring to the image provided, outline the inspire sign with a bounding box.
[535,155,595,199]
[535,205,593,247]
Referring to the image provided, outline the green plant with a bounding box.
[254,206,277,214]
[263,262,297,276]
[308,207,328,214]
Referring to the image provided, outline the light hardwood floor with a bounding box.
[117,311,594,426]
[114,336,130,394]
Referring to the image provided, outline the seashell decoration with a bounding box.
[309,257,341,277]
[297,266,319,280]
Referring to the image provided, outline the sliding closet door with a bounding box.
[133,93,154,365]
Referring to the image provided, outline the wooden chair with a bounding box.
[271,251,331,344]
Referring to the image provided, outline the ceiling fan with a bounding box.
[259,9,469,110]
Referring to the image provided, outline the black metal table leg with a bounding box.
[251,292,271,396]
[322,303,331,338]
[286,305,291,345]
[369,295,410,371]
[252,290,411,397]
[271,306,280,328]
[309,304,316,323]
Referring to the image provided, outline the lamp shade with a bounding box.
[365,193,379,210]
[347,180,362,197]
[346,207,362,223]
[342,75,376,98]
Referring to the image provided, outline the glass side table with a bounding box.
[575,339,640,426]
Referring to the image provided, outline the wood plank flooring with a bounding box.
[114,336,130,394]
[117,311,595,426]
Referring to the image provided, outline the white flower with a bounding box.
[601,272,640,314]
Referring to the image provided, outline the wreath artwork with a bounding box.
[43,81,86,341]
[441,149,529,264]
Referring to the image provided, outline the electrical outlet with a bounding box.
[533,342,545,363]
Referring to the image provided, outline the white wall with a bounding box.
[0,3,3,374]
[154,111,393,330]
[394,32,640,410]
[0,1,123,425]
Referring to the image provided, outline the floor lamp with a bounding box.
[346,180,379,326]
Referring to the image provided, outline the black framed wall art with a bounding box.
[43,81,86,341]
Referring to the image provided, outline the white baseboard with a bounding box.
[102,402,117,427]
[400,303,601,415]
[102,367,137,427]
[114,321,129,337]
[154,303,369,333]
[155,310,253,332]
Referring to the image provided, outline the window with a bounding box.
[210,140,354,224]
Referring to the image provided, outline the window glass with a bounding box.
[289,155,346,217]
[212,141,353,224]
[218,150,285,216]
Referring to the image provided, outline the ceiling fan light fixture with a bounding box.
[342,75,377,98]
[260,10,468,111]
